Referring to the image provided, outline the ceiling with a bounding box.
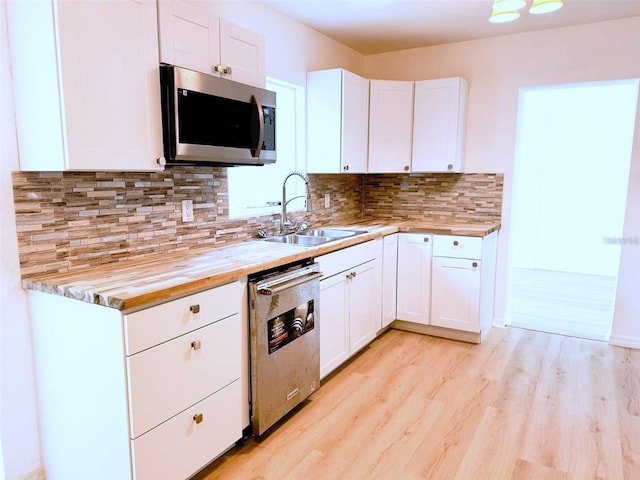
[257,0,640,55]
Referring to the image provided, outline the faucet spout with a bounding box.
[281,171,312,234]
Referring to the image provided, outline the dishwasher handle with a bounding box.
[256,265,322,296]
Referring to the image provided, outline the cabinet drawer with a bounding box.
[125,281,240,355]
[127,314,241,438]
[433,235,482,259]
[316,239,379,278]
[131,380,242,480]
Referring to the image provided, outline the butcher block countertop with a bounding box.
[22,220,500,312]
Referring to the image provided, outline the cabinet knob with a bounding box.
[157,156,166,166]
[191,340,202,351]
[193,413,204,424]
[447,164,453,170]
[190,304,200,314]
[423,237,429,242]
[213,64,232,75]
[472,262,478,267]
[404,165,410,172]
[453,240,459,246]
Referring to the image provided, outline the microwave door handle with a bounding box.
[250,95,264,158]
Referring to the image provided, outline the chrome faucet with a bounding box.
[281,171,312,234]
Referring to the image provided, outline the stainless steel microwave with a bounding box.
[159,65,276,167]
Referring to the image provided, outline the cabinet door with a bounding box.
[319,274,349,379]
[307,69,368,174]
[157,0,221,75]
[412,77,468,173]
[396,234,432,324]
[219,18,266,88]
[382,234,398,328]
[431,257,481,332]
[9,0,163,171]
[58,0,163,171]
[341,70,370,173]
[368,80,414,173]
[348,261,378,354]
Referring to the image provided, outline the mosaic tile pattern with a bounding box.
[12,169,501,276]
[362,173,503,223]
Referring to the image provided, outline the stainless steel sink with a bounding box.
[298,228,366,238]
[264,235,331,246]
[262,228,368,247]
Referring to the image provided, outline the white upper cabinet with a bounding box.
[7,0,163,172]
[368,80,414,173]
[307,69,369,173]
[412,77,469,173]
[158,1,266,88]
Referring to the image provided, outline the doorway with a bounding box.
[508,79,639,341]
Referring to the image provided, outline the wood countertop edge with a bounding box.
[22,221,500,311]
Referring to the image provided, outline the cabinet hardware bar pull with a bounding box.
[191,340,202,351]
[190,304,200,314]
[193,413,204,424]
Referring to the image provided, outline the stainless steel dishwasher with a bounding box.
[248,259,322,436]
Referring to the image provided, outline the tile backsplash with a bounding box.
[12,169,502,276]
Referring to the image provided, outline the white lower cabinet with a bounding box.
[431,256,481,331]
[27,281,244,480]
[396,233,432,324]
[395,231,498,342]
[317,240,382,378]
[431,233,498,336]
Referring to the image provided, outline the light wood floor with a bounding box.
[510,268,617,341]
[194,327,640,480]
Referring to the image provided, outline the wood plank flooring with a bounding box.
[509,268,616,341]
[194,327,640,480]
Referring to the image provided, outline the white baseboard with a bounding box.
[608,334,640,350]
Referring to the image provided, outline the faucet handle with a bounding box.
[256,228,268,238]
[296,221,309,232]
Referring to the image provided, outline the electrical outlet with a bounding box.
[182,199,194,222]
[324,193,330,208]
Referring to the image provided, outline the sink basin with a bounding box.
[299,228,367,238]
[264,235,331,246]
[261,228,368,247]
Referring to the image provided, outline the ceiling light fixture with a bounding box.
[488,0,563,23]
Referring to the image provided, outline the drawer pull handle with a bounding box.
[472,262,478,268]
[193,413,204,424]
[190,304,200,314]
[191,340,202,351]
[453,240,459,246]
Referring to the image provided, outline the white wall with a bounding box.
[365,17,640,346]
[1,2,43,479]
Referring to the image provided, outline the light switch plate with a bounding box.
[182,199,194,222]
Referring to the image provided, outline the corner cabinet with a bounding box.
[316,240,382,378]
[7,0,163,172]
[396,233,432,324]
[412,77,469,173]
[306,69,370,173]
[27,282,244,480]
[368,80,415,173]
[157,0,266,88]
